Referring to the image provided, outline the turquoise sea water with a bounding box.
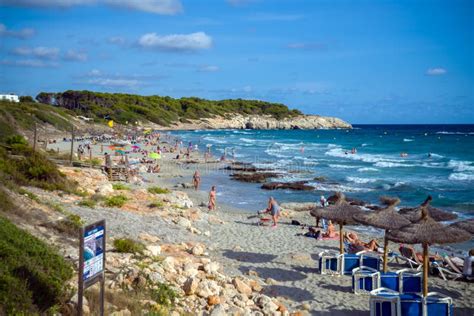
[170,125,474,222]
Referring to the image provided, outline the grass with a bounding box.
[78,198,96,208]
[0,216,73,314]
[147,186,170,195]
[150,283,178,308]
[104,194,128,207]
[17,188,40,202]
[83,157,102,167]
[112,183,130,191]
[113,238,145,254]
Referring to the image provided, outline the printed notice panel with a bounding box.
[83,225,104,281]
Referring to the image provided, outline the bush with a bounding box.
[78,198,96,208]
[147,186,170,195]
[113,238,145,254]
[148,200,164,208]
[112,183,130,191]
[150,283,178,308]
[0,216,73,314]
[104,195,128,207]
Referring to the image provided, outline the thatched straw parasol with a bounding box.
[353,196,411,272]
[398,196,458,222]
[449,218,474,235]
[386,196,470,297]
[317,192,363,254]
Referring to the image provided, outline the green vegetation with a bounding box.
[78,198,96,208]
[0,216,73,314]
[150,283,178,308]
[112,183,130,191]
[36,90,302,126]
[104,194,128,207]
[18,188,40,202]
[113,238,145,254]
[147,186,170,195]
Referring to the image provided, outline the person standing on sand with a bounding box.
[260,197,281,228]
[208,186,217,211]
[193,170,201,190]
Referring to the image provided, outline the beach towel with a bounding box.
[322,233,340,241]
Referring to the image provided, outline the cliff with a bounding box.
[167,114,351,130]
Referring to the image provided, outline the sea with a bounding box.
[169,125,474,227]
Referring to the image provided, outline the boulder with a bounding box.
[204,262,220,274]
[231,172,280,183]
[196,279,221,298]
[183,277,199,295]
[176,217,192,229]
[146,245,161,256]
[207,295,220,306]
[191,244,205,256]
[233,278,252,296]
[210,304,226,316]
[261,181,314,191]
[96,183,114,195]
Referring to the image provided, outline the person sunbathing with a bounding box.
[344,232,380,252]
[322,220,337,238]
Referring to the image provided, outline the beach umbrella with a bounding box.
[132,145,140,149]
[115,149,125,155]
[148,152,161,160]
[318,192,363,254]
[398,196,458,222]
[449,219,474,235]
[386,196,470,297]
[353,196,411,272]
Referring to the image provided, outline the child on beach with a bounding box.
[208,186,217,211]
[259,197,281,228]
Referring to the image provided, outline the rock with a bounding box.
[261,181,314,191]
[188,226,202,235]
[279,202,316,212]
[183,263,199,278]
[204,262,220,274]
[70,293,89,307]
[255,295,279,314]
[96,183,114,195]
[265,278,277,285]
[233,278,252,296]
[230,172,281,183]
[210,304,226,316]
[301,303,311,310]
[248,279,262,292]
[191,244,205,256]
[208,295,220,306]
[204,230,211,237]
[246,269,259,277]
[277,302,288,313]
[176,217,192,229]
[162,257,176,273]
[148,271,166,284]
[139,233,160,243]
[196,279,221,298]
[133,275,147,288]
[110,309,131,316]
[146,245,161,256]
[183,277,199,295]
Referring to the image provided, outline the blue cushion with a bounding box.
[343,254,360,275]
[374,301,396,316]
[426,298,452,316]
[362,256,381,270]
[401,275,422,293]
[380,272,399,292]
[400,293,422,316]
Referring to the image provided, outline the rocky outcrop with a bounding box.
[170,114,351,130]
[261,181,315,191]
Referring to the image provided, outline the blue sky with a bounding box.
[0,0,473,124]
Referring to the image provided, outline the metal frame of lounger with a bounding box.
[369,288,401,316]
[423,292,453,316]
[397,268,422,294]
[352,266,380,295]
[432,261,463,281]
[318,251,340,275]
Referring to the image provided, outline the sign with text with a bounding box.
[83,223,105,282]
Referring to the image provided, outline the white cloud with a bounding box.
[426,67,447,76]
[13,46,60,60]
[0,0,183,15]
[88,78,140,87]
[1,58,58,68]
[246,13,304,22]
[0,23,35,39]
[198,65,219,72]
[63,49,87,62]
[104,0,182,15]
[138,32,212,52]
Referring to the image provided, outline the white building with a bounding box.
[0,94,20,102]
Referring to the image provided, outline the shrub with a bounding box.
[147,186,170,195]
[78,198,96,208]
[113,238,145,254]
[0,216,73,314]
[104,195,128,207]
[5,135,28,146]
[150,283,178,308]
[112,183,130,191]
[148,200,164,208]
[17,188,40,202]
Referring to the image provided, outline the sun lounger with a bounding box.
[352,266,380,294]
[398,246,423,269]
[434,256,474,281]
[318,251,339,275]
[423,292,453,316]
[397,268,422,294]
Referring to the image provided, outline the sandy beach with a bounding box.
[39,134,474,315]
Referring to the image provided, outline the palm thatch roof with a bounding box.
[319,192,363,225]
[353,196,411,230]
[398,196,458,222]
[449,219,474,235]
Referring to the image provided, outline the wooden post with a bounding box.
[89,148,92,168]
[423,243,429,297]
[33,122,37,151]
[339,223,344,254]
[383,233,389,273]
[70,126,75,165]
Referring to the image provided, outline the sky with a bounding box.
[0,0,473,124]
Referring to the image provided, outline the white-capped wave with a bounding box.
[436,131,474,135]
[203,136,228,144]
[328,164,358,169]
[325,147,405,165]
[403,138,414,142]
[449,173,474,181]
[382,181,407,190]
[429,153,444,158]
[308,182,374,193]
[357,167,379,172]
[346,176,377,184]
[447,160,474,172]
[239,137,256,143]
[374,162,412,168]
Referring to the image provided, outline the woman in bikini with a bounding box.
[193,170,201,190]
[208,185,217,211]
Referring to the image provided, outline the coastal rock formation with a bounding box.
[173,114,351,130]
[261,181,315,191]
